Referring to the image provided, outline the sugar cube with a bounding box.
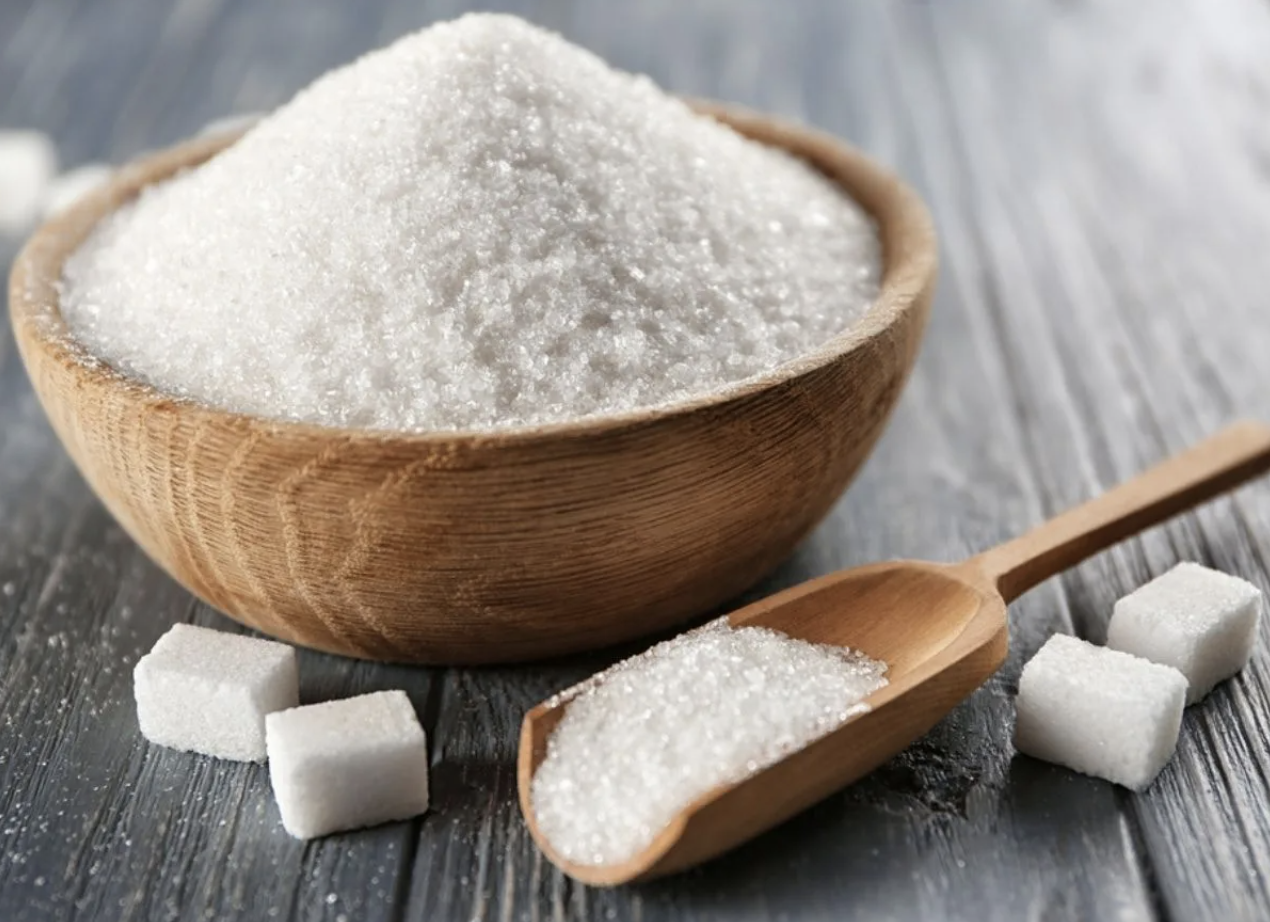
[266,691,429,839]
[1014,634,1186,790]
[134,623,298,762]
[42,163,112,218]
[1107,562,1262,703]
[0,130,57,236]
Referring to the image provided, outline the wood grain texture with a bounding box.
[2,0,1270,919]
[520,561,1010,886]
[520,421,1270,885]
[8,107,935,665]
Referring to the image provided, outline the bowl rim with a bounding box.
[9,99,936,448]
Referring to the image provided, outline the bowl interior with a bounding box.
[14,100,935,444]
[7,101,936,664]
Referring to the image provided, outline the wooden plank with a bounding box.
[0,2,431,921]
[405,2,1157,920]
[4,0,1270,919]
[923,0,1270,918]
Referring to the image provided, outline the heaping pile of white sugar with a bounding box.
[60,14,880,433]
[530,619,888,867]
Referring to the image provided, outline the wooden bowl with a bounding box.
[7,101,936,664]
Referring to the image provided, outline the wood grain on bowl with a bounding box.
[7,102,936,664]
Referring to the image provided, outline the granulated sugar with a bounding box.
[530,619,887,866]
[61,14,880,432]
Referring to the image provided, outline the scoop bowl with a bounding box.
[519,559,1005,884]
[518,421,1270,884]
[7,101,936,663]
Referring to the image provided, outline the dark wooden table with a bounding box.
[4,0,1270,919]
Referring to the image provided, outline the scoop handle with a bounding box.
[972,421,1270,602]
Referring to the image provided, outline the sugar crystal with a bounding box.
[530,619,887,866]
[61,14,880,432]
[1014,634,1186,790]
[134,623,299,762]
[1107,561,1262,703]
[266,690,429,839]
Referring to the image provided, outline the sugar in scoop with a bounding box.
[60,14,880,433]
[529,619,888,867]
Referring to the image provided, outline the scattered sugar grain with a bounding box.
[530,619,888,867]
[1108,561,1262,703]
[42,164,112,218]
[1014,634,1186,790]
[133,623,299,762]
[61,14,880,432]
[0,130,57,236]
[266,690,429,839]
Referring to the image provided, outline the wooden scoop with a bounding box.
[518,420,1270,885]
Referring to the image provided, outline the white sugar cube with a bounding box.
[266,690,429,839]
[1014,634,1186,790]
[1108,562,1262,703]
[134,623,298,762]
[0,130,58,236]
[42,163,112,218]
